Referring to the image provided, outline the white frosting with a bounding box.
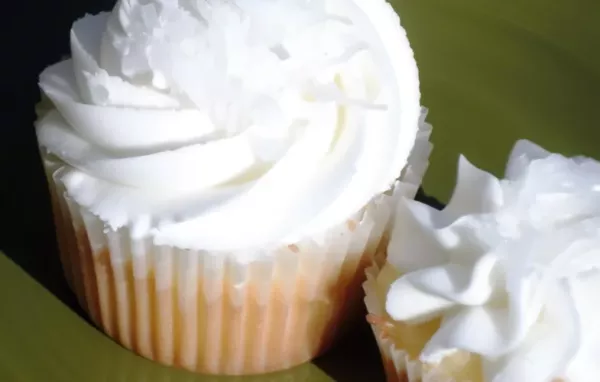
[386,140,600,382]
[36,0,422,251]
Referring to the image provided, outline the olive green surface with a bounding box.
[3,0,600,381]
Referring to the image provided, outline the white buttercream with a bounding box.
[386,139,600,382]
[37,0,422,251]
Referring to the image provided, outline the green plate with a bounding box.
[3,0,600,381]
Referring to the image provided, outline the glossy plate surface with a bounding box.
[2,0,600,381]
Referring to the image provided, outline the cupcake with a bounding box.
[36,0,430,376]
[365,139,600,382]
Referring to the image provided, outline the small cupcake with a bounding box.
[365,139,600,382]
[36,0,430,376]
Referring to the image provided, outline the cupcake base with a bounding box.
[46,156,402,375]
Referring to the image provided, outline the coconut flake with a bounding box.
[99,0,389,138]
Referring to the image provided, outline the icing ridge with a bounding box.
[37,0,422,251]
[386,140,600,382]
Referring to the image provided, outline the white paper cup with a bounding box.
[45,163,397,375]
[40,108,431,376]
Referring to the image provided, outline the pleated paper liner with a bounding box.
[38,105,432,376]
[45,156,408,376]
[363,263,486,382]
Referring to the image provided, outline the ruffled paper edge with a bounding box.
[364,263,425,382]
[363,263,457,382]
[359,107,437,379]
[398,107,433,198]
[368,106,432,268]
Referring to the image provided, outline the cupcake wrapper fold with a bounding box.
[364,264,466,382]
[48,172,393,375]
[364,264,426,382]
[41,105,432,376]
[370,107,433,271]
[362,107,459,381]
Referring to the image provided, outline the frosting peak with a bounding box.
[37,0,422,252]
[101,0,350,134]
[386,140,600,382]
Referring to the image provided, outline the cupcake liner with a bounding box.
[370,107,433,271]
[364,264,477,382]
[47,168,396,375]
[360,107,450,381]
[39,98,432,375]
[364,263,424,382]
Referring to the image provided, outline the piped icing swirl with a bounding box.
[386,140,600,382]
[36,0,421,251]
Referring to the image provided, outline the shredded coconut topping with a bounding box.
[100,0,382,138]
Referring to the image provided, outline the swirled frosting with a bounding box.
[386,140,600,382]
[36,0,422,251]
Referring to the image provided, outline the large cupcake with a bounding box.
[365,139,600,382]
[36,0,430,375]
